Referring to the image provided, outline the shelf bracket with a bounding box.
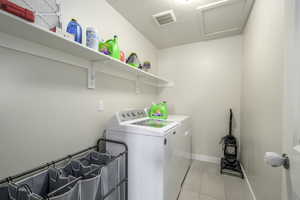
[166,81,175,87]
[88,62,96,89]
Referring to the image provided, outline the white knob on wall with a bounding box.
[264,152,290,169]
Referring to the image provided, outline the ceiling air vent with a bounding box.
[153,10,176,26]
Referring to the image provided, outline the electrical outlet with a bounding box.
[97,100,104,112]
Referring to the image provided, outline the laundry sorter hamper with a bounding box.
[0,138,128,200]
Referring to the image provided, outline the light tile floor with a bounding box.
[179,161,252,200]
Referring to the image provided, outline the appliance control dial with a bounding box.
[119,110,146,122]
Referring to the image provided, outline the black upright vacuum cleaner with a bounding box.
[220,109,244,178]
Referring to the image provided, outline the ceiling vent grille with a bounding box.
[153,10,176,26]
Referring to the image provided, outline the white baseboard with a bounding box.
[192,153,220,164]
[240,164,257,200]
[192,153,257,200]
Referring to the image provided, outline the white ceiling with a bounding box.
[107,0,254,49]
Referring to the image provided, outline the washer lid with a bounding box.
[132,119,173,128]
[108,118,179,137]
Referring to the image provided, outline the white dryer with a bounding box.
[105,109,192,200]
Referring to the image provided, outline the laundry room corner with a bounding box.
[157,36,243,159]
[1,0,295,199]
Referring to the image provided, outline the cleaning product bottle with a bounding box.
[105,35,121,60]
[159,101,169,120]
[120,51,126,62]
[99,41,110,55]
[149,102,169,120]
[86,27,99,50]
[126,53,141,68]
[66,19,82,44]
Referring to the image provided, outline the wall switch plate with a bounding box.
[97,100,104,112]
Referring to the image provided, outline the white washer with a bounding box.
[105,109,192,200]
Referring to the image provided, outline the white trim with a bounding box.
[196,0,235,10]
[240,164,257,200]
[192,153,220,164]
[196,0,254,39]
[192,154,257,200]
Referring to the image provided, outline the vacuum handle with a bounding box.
[229,108,233,136]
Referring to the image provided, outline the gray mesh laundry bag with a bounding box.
[103,143,127,200]
[46,181,80,200]
[61,160,100,178]
[79,151,112,166]
[8,184,43,200]
[101,156,126,200]
[0,186,10,200]
[103,181,125,200]
[61,160,102,200]
[105,142,126,183]
[117,154,126,200]
[8,168,80,200]
[79,151,120,200]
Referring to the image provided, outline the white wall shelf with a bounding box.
[0,10,173,89]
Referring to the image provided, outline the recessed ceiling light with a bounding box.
[196,0,230,10]
[176,0,193,4]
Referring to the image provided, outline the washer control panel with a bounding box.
[119,109,147,122]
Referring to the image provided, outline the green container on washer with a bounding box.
[149,102,169,120]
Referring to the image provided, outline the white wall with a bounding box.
[282,1,300,199]
[241,0,285,200]
[0,0,158,178]
[158,36,242,158]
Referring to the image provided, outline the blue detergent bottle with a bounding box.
[67,19,82,44]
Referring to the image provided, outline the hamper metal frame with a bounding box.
[0,138,128,200]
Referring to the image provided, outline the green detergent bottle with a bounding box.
[149,102,169,120]
[105,35,120,60]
